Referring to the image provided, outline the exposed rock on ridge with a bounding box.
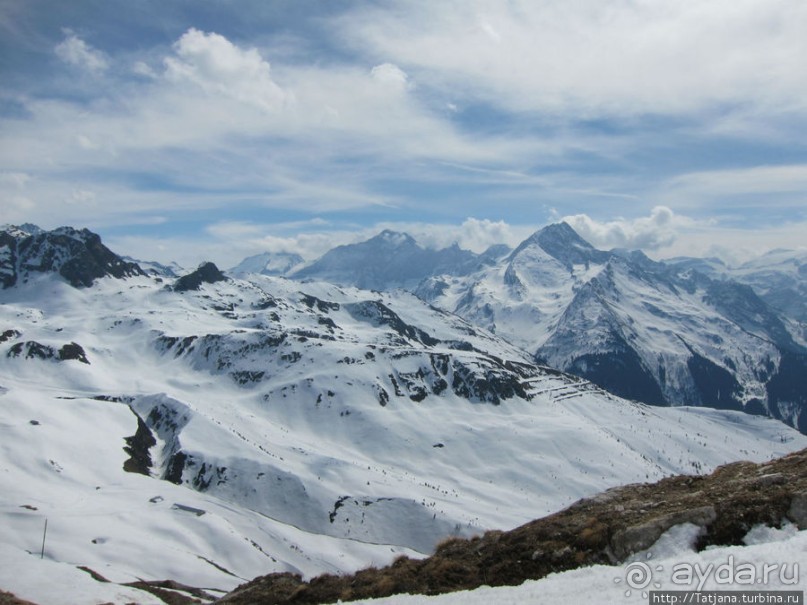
[172,261,228,291]
[0,225,144,288]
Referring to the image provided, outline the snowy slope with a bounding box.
[1,266,806,604]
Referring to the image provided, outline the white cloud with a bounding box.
[54,31,108,73]
[2,26,554,234]
[562,206,683,251]
[8,14,806,255]
[344,0,807,119]
[407,218,529,253]
[666,164,807,198]
[560,207,807,265]
[370,63,409,92]
[655,221,807,266]
[163,28,289,112]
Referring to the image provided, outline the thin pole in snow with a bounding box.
[40,518,48,560]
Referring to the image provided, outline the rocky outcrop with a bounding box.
[172,262,228,292]
[219,448,807,605]
[6,341,90,364]
[0,225,145,288]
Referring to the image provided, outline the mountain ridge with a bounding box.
[327,224,807,433]
[0,224,145,288]
[6,222,806,433]
[2,224,806,604]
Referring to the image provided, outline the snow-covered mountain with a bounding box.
[0,224,145,288]
[226,224,807,432]
[229,251,304,278]
[668,249,807,334]
[404,223,807,433]
[289,230,493,290]
[2,225,805,604]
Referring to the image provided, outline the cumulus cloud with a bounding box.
[562,206,681,251]
[54,31,108,73]
[163,28,289,112]
[409,218,528,252]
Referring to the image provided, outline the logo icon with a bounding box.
[614,553,664,598]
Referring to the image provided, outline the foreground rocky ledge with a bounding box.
[219,448,807,604]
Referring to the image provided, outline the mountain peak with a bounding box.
[0,223,44,238]
[510,222,609,268]
[534,222,595,251]
[369,230,417,248]
[173,261,228,291]
[538,220,584,240]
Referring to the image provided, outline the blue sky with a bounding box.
[1,0,806,267]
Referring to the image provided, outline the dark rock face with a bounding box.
[123,412,157,475]
[0,329,21,344]
[172,262,228,291]
[6,340,90,364]
[58,342,90,364]
[766,351,807,433]
[566,348,665,405]
[0,225,145,288]
[0,231,20,289]
[7,341,56,361]
[219,448,807,605]
[686,352,743,411]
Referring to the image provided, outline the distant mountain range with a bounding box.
[2,222,804,603]
[232,222,807,433]
[4,222,806,433]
